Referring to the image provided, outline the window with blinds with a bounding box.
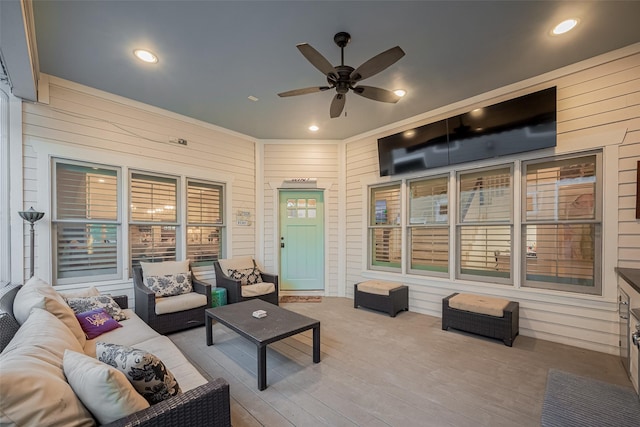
[522,154,601,294]
[186,180,224,266]
[457,166,512,282]
[369,184,401,269]
[409,176,449,274]
[53,160,120,283]
[129,173,178,273]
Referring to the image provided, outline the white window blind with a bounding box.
[409,176,449,274]
[54,161,120,282]
[457,167,512,281]
[523,154,600,293]
[187,180,224,266]
[369,184,401,269]
[130,173,178,272]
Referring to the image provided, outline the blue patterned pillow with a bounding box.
[144,272,192,297]
[96,342,182,405]
[227,267,263,285]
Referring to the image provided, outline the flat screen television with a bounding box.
[378,87,557,176]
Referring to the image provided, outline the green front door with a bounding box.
[279,190,324,291]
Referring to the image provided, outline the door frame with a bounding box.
[277,188,328,295]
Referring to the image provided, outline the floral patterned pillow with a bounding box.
[227,267,263,285]
[96,342,182,405]
[144,272,192,297]
[66,295,127,321]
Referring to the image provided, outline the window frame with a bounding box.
[52,158,122,285]
[128,170,180,275]
[407,174,450,277]
[368,182,402,271]
[520,152,602,295]
[186,178,226,267]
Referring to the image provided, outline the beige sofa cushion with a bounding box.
[155,292,207,315]
[141,260,190,277]
[0,309,94,427]
[83,309,158,357]
[218,256,254,275]
[449,293,510,317]
[241,282,276,297]
[133,335,208,392]
[12,276,86,346]
[63,350,149,425]
[59,286,101,299]
[357,280,403,296]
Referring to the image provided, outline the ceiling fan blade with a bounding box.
[352,86,401,103]
[330,93,346,118]
[350,46,405,82]
[297,43,337,79]
[278,86,332,97]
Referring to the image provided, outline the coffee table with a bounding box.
[205,299,320,390]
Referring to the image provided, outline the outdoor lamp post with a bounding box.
[18,207,45,278]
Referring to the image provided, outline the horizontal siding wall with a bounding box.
[262,142,340,295]
[20,76,257,297]
[345,51,640,355]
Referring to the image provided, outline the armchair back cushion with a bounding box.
[140,259,191,277]
[217,256,253,273]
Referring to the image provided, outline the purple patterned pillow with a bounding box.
[75,308,122,339]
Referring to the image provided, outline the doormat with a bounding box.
[541,369,640,427]
[279,296,322,303]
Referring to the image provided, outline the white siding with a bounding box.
[19,75,257,296]
[345,51,640,355]
[262,142,340,295]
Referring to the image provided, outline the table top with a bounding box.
[206,299,320,345]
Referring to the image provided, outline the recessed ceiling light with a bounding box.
[552,19,579,35]
[394,89,407,97]
[309,125,319,132]
[248,95,259,102]
[133,49,158,63]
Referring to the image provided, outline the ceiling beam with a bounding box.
[0,0,38,101]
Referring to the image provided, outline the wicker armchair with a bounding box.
[134,263,211,335]
[213,257,279,305]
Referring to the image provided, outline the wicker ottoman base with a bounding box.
[442,292,519,347]
[354,282,409,317]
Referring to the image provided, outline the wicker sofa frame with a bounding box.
[441,292,519,347]
[133,266,212,335]
[353,283,409,317]
[213,260,279,306]
[0,283,231,427]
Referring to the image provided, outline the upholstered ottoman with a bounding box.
[442,292,519,346]
[354,281,409,317]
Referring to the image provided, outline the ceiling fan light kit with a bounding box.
[278,32,405,118]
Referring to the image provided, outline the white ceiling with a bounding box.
[29,1,640,140]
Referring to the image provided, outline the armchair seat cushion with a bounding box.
[155,292,208,315]
[241,282,276,297]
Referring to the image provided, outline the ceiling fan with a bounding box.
[277,32,405,118]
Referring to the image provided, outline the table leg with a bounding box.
[313,324,321,363]
[258,344,267,391]
[206,314,214,346]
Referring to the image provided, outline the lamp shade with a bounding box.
[18,207,45,224]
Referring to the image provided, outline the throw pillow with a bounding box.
[66,295,127,321]
[75,308,122,339]
[12,276,87,346]
[63,349,150,425]
[227,267,263,285]
[144,272,192,297]
[96,342,182,404]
